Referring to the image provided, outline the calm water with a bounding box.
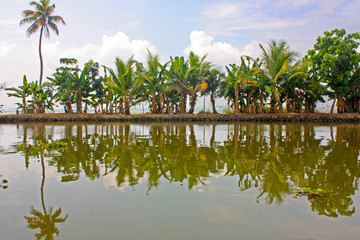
[0,122,359,240]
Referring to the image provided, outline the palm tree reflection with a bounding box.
[14,124,68,239]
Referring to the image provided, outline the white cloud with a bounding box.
[43,31,157,69]
[0,41,16,57]
[184,31,261,68]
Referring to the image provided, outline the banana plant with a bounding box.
[6,75,32,113]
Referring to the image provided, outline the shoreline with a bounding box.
[1,113,360,123]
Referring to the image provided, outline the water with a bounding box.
[0,122,359,240]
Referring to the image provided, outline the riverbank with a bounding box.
[1,113,360,123]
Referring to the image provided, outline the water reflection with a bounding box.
[13,127,68,239]
[11,122,360,218]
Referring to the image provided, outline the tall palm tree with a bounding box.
[20,0,65,87]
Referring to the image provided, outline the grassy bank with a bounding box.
[1,113,360,123]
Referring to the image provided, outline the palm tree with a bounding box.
[70,66,89,113]
[20,0,65,87]
[187,52,212,113]
[223,59,255,113]
[168,52,211,114]
[137,51,169,113]
[106,57,139,115]
[168,56,190,113]
[259,40,299,113]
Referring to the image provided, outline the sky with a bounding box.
[1,0,360,109]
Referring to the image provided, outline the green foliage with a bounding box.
[10,28,360,114]
[308,28,360,113]
[6,75,54,113]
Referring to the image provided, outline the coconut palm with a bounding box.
[186,52,212,113]
[20,0,65,87]
[223,58,255,113]
[259,40,299,113]
[137,51,169,113]
[168,56,190,113]
[106,57,140,115]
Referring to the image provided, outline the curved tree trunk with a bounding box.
[330,95,337,113]
[38,26,44,87]
[188,92,197,114]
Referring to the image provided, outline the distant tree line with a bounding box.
[6,28,360,114]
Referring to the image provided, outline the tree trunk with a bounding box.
[278,101,283,113]
[67,97,73,113]
[151,93,157,113]
[119,103,124,114]
[169,103,174,114]
[76,92,83,113]
[159,92,165,113]
[84,101,88,113]
[330,95,337,113]
[124,95,130,115]
[269,93,276,113]
[23,96,27,114]
[246,92,251,113]
[188,92,197,114]
[210,94,217,113]
[259,94,264,113]
[234,87,240,113]
[38,26,44,87]
[286,93,291,113]
[180,92,186,113]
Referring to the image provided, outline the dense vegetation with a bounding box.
[5,1,360,114]
[7,28,360,114]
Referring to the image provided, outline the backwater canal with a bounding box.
[0,122,359,240]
